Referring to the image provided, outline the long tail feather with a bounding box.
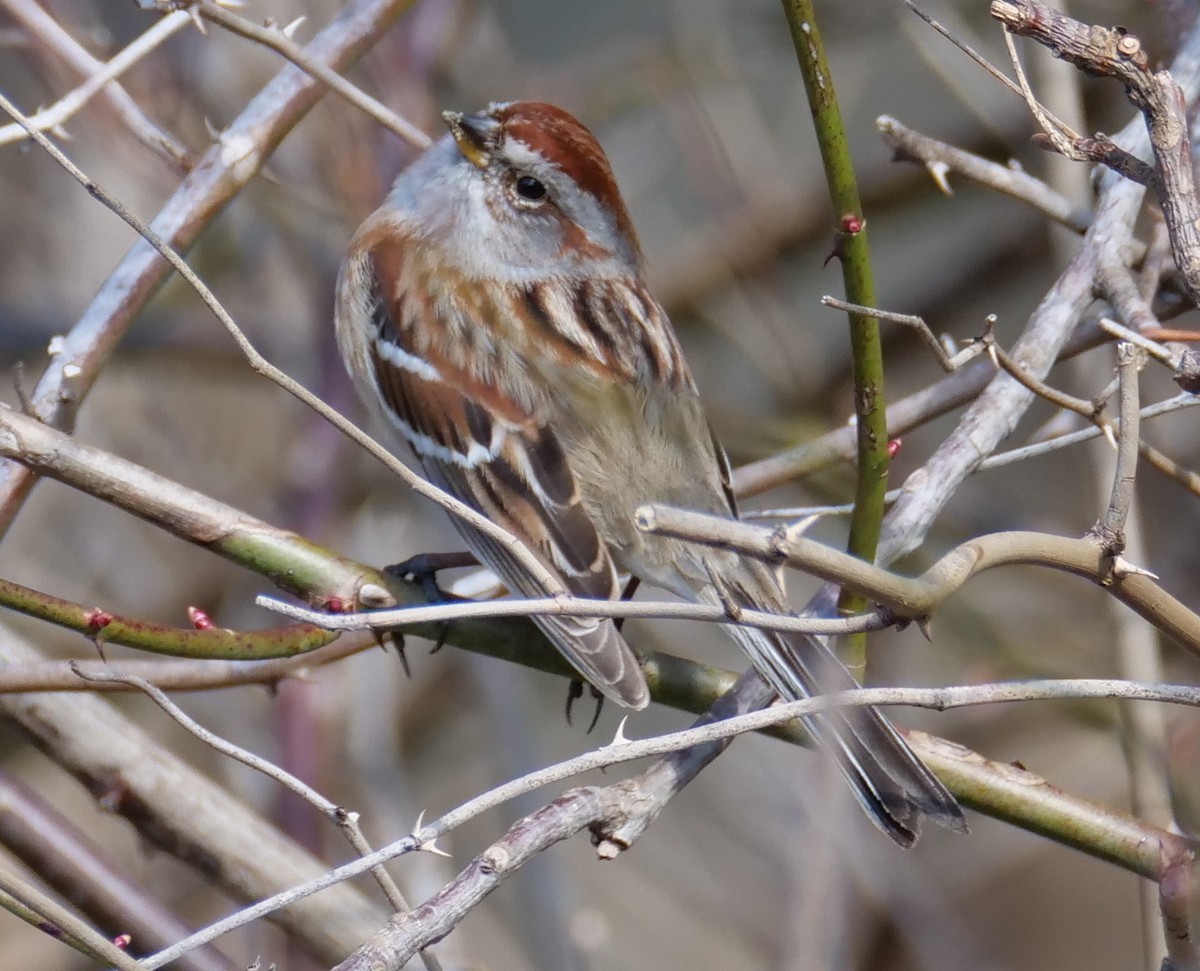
[699,563,966,846]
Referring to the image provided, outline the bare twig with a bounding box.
[1039,133,1159,188]
[146,678,1200,968]
[983,326,1110,428]
[332,787,626,971]
[901,0,1023,99]
[881,174,1143,558]
[821,296,989,372]
[0,0,415,538]
[993,0,1200,303]
[979,393,1200,470]
[1137,441,1200,498]
[876,114,1090,232]
[1094,344,1142,544]
[70,667,441,971]
[0,406,375,606]
[196,0,429,149]
[0,638,371,693]
[1100,239,1173,354]
[732,314,1113,496]
[0,862,143,971]
[1002,26,1082,155]
[636,507,1200,657]
[1159,857,1200,971]
[256,592,896,639]
[0,632,387,963]
[0,7,190,149]
[0,576,336,660]
[0,0,189,163]
[1098,311,1177,366]
[0,770,237,971]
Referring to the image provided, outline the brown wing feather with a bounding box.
[353,230,648,709]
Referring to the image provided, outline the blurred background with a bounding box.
[2,0,1200,968]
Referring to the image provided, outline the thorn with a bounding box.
[411,812,451,857]
[782,514,821,542]
[1111,556,1159,580]
[605,716,632,747]
[188,5,206,34]
[1101,422,1118,450]
[916,616,934,641]
[281,15,306,38]
[926,159,953,195]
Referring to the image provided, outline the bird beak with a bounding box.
[442,110,499,170]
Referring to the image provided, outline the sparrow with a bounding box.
[334,101,965,845]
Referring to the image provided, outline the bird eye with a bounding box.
[514,175,547,202]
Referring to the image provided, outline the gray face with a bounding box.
[383,125,639,285]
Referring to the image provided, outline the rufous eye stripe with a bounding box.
[493,102,641,254]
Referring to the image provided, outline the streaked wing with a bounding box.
[344,231,648,709]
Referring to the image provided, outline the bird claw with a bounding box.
[565,680,605,732]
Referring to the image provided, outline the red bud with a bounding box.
[84,609,113,631]
[187,606,215,630]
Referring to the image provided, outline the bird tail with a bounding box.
[699,562,966,847]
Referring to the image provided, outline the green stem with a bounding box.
[779,0,889,677]
[0,578,336,660]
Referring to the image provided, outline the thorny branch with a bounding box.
[0,0,418,537]
[0,4,192,158]
[5,0,1200,966]
[71,667,443,971]
[636,508,1200,654]
[149,678,1199,970]
[876,114,1091,232]
[993,0,1200,301]
[593,0,1200,914]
